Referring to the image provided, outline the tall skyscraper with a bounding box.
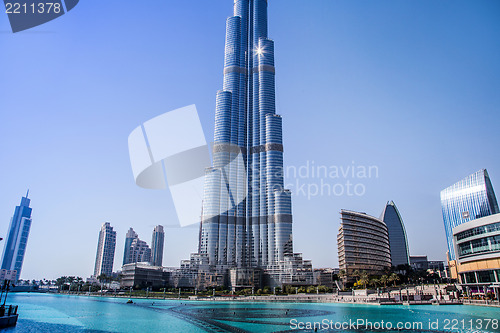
[151,225,164,267]
[380,201,410,267]
[94,222,116,277]
[199,0,294,269]
[123,228,138,266]
[1,192,33,281]
[440,169,499,260]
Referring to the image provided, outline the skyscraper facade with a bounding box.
[199,0,293,269]
[441,169,499,260]
[151,225,164,267]
[1,193,33,281]
[380,201,410,267]
[123,228,138,266]
[337,210,392,283]
[94,222,116,277]
[128,238,151,264]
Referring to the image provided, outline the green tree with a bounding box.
[358,272,369,289]
[389,273,400,287]
[369,278,379,289]
[338,269,346,281]
[380,275,389,288]
[306,286,316,294]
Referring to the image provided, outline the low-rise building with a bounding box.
[120,263,170,290]
[451,213,500,299]
[410,256,429,271]
[313,268,339,288]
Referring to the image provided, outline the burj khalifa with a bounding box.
[199,0,294,269]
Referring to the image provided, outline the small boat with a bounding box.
[0,305,19,328]
[126,299,133,304]
[0,280,18,328]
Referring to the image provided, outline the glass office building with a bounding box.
[0,193,33,281]
[440,169,499,260]
[380,201,410,267]
[199,0,293,269]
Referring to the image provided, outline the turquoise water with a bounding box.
[2,293,500,332]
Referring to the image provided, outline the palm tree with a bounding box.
[358,272,369,289]
[97,274,107,284]
[369,278,379,289]
[380,275,389,288]
[389,273,400,287]
[338,269,346,282]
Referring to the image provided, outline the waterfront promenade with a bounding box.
[38,283,500,307]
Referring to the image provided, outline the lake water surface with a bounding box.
[3,293,500,332]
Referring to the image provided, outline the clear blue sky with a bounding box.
[1,0,499,280]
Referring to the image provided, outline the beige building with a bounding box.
[337,210,392,283]
[451,213,500,299]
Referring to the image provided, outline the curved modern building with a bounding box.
[380,201,410,267]
[337,210,392,282]
[441,169,499,260]
[199,0,293,269]
[452,213,500,299]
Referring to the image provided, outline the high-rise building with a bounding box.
[122,229,152,265]
[128,238,151,264]
[94,222,116,277]
[151,225,164,267]
[380,201,410,267]
[123,228,138,266]
[199,0,294,270]
[1,192,33,281]
[440,169,499,260]
[337,210,392,283]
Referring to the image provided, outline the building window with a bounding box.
[464,272,476,284]
[477,270,495,283]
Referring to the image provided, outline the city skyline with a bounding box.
[1,0,500,279]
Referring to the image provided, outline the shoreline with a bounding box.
[15,291,500,307]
